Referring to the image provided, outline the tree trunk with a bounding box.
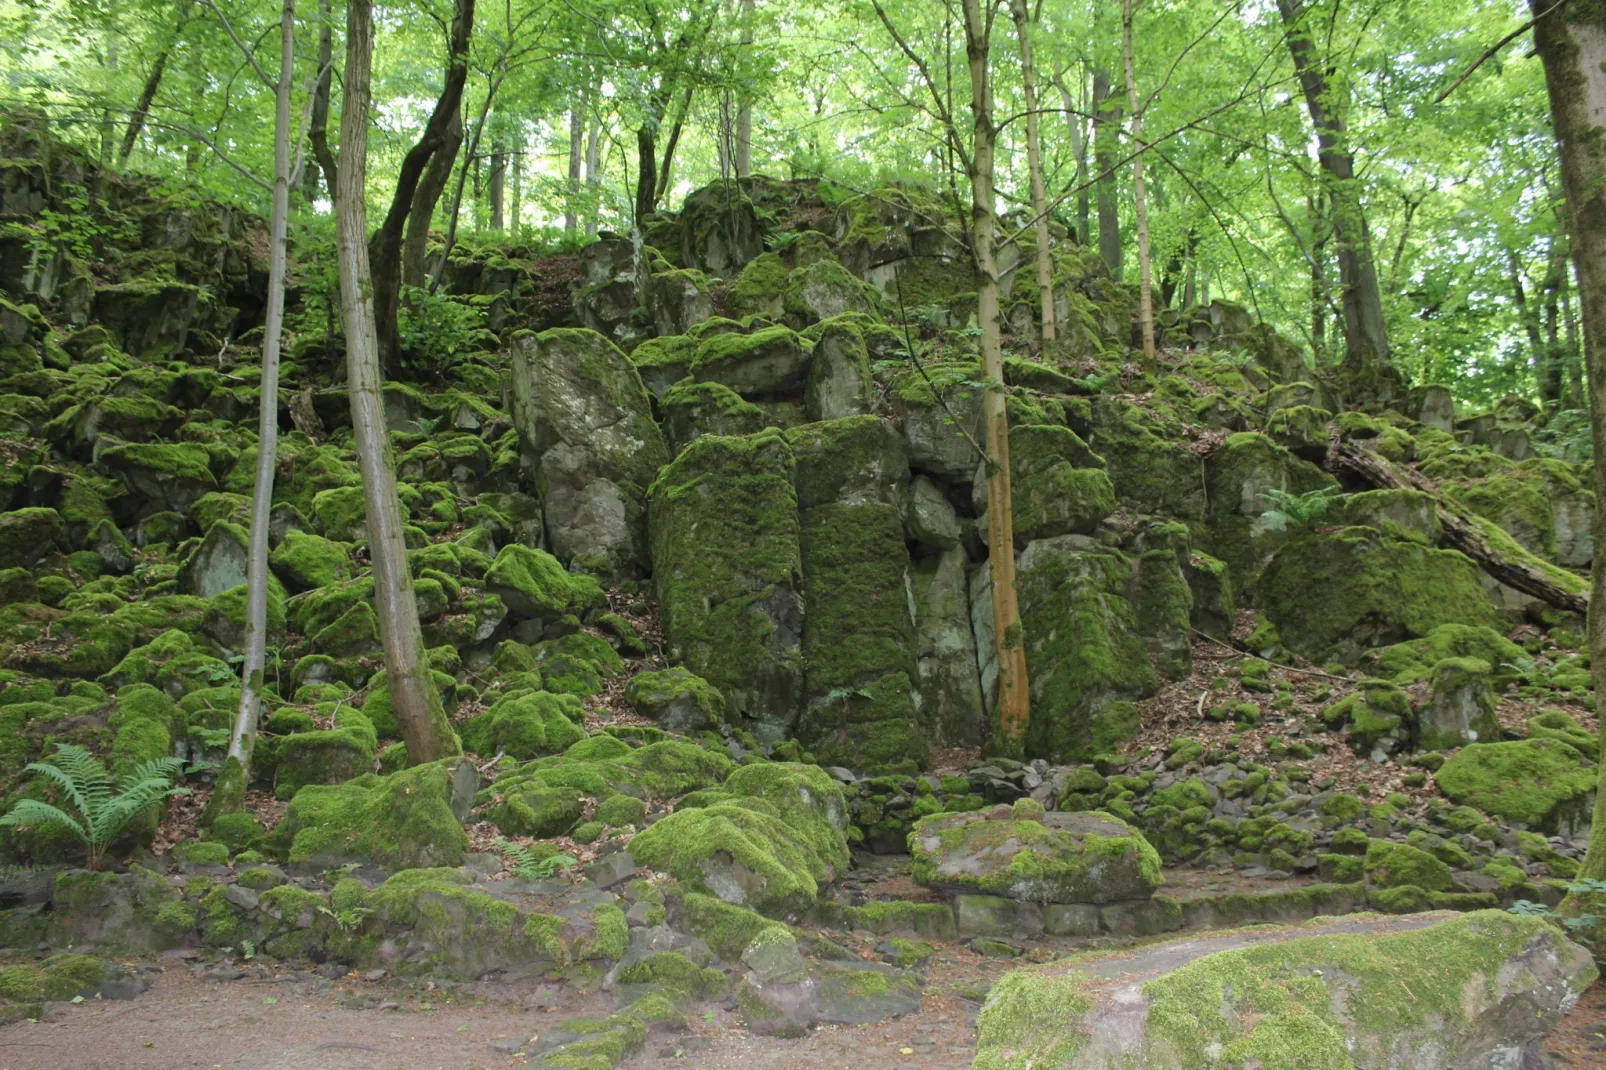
[585,91,602,237]
[119,0,197,162]
[401,112,461,289]
[308,0,337,199]
[962,0,1031,754]
[510,136,522,232]
[1531,0,1606,887]
[1092,68,1122,279]
[370,0,476,371]
[735,0,755,175]
[335,0,461,765]
[1121,0,1155,365]
[1277,0,1390,380]
[1507,247,1550,398]
[567,107,582,233]
[1008,0,1055,344]
[635,122,658,223]
[429,80,498,293]
[655,87,694,204]
[489,137,506,230]
[1564,258,1585,407]
[209,0,295,823]
[1055,71,1091,248]
[1310,190,1328,360]
[1542,238,1567,407]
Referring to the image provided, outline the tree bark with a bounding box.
[735,0,755,175]
[1530,0,1606,886]
[1054,71,1090,248]
[585,90,602,237]
[654,87,694,205]
[962,0,1031,753]
[429,81,497,294]
[211,0,295,821]
[1541,238,1568,406]
[308,0,337,199]
[1507,247,1550,395]
[635,121,659,223]
[1008,0,1055,344]
[370,0,476,371]
[489,137,506,230]
[1277,0,1390,379]
[119,0,197,163]
[567,107,583,233]
[336,0,461,765]
[401,112,461,288]
[1091,67,1122,279]
[1121,0,1155,364]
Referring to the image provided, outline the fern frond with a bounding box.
[0,799,88,844]
[116,755,187,796]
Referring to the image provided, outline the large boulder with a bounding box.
[1084,397,1206,521]
[910,547,986,746]
[911,806,1162,905]
[1435,738,1597,836]
[270,759,477,871]
[971,911,1596,1070]
[1258,527,1506,664]
[649,430,804,736]
[1203,431,1336,594]
[573,235,647,348]
[509,328,669,574]
[888,362,984,479]
[975,424,1115,544]
[679,181,766,277]
[689,325,812,399]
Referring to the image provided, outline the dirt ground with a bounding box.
[5,953,1602,1070]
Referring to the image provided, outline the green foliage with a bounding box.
[495,839,579,880]
[0,743,188,869]
[1259,487,1344,533]
[395,286,493,379]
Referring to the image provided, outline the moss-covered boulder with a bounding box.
[1258,527,1504,664]
[1009,536,1157,760]
[910,807,1162,905]
[269,707,378,794]
[1085,397,1206,520]
[268,530,352,592]
[660,378,766,457]
[1320,679,1413,756]
[1370,623,1526,686]
[508,328,668,573]
[804,317,873,421]
[271,758,475,870]
[624,667,728,733]
[888,361,984,479]
[459,690,585,759]
[95,441,218,514]
[1419,657,1500,750]
[484,544,606,622]
[1363,838,1453,892]
[981,425,1115,544]
[971,911,1596,1070]
[649,430,804,733]
[1435,738,1597,835]
[0,507,65,569]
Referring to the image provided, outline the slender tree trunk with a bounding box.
[119,0,197,163]
[1121,0,1155,364]
[655,86,694,204]
[735,0,755,176]
[1055,71,1091,247]
[430,82,497,294]
[1543,238,1567,407]
[1277,0,1390,379]
[1092,67,1122,279]
[1508,248,1550,398]
[489,137,506,230]
[962,0,1030,753]
[510,135,522,232]
[308,0,337,199]
[100,36,119,166]
[211,0,295,821]
[567,107,583,233]
[401,112,461,288]
[1531,0,1606,889]
[1310,190,1328,360]
[1565,258,1585,407]
[335,0,460,766]
[1008,0,1055,344]
[635,124,658,223]
[585,90,602,237]
[370,0,476,371]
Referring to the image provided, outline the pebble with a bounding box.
[364,969,387,982]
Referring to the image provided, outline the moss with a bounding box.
[688,324,809,397]
[1528,709,1600,760]
[0,954,105,1002]
[1085,398,1206,520]
[485,544,606,622]
[268,530,352,592]
[1319,679,1411,752]
[623,739,736,795]
[1363,839,1452,892]
[0,507,65,569]
[532,632,625,697]
[972,968,1093,1070]
[728,252,791,317]
[1004,425,1115,542]
[595,792,647,828]
[1371,623,1526,685]
[272,759,470,869]
[676,892,782,960]
[1435,738,1596,832]
[628,801,828,917]
[271,708,379,793]
[648,430,803,729]
[623,666,728,732]
[910,810,1162,903]
[1015,541,1157,760]
[460,691,585,759]
[1259,527,1504,664]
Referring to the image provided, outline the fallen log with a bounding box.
[1329,439,1589,617]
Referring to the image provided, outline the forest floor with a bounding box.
[3,919,1603,1070]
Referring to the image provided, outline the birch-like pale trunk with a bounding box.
[337,0,460,764]
[1122,0,1156,364]
[1009,0,1056,344]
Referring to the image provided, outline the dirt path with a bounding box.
[5,951,1601,1070]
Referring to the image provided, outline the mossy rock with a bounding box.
[624,666,728,733]
[1363,839,1453,893]
[910,808,1162,904]
[271,759,474,870]
[484,544,606,622]
[1434,738,1597,834]
[1258,527,1505,664]
[269,708,379,795]
[459,690,585,760]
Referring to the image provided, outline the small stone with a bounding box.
[364,969,387,982]
[584,850,637,889]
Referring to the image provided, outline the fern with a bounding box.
[1259,486,1344,533]
[494,840,578,880]
[0,743,189,870]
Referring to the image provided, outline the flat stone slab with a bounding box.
[911,806,1162,904]
[972,910,1597,1069]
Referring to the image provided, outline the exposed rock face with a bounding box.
[573,234,648,348]
[971,911,1596,1070]
[509,327,668,574]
